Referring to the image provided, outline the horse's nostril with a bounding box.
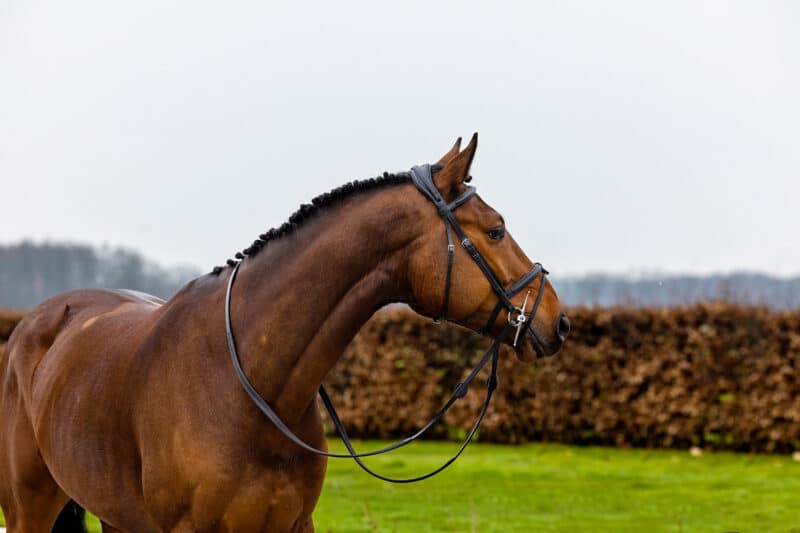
[556,312,570,342]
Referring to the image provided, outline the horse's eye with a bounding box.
[487,227,505,241]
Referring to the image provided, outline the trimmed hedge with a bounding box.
[323,304,800,453]
[2,304,798,452]
[0,308,23,341]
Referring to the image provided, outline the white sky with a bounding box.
[1,1,798,276]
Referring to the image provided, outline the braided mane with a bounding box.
[211,171,412,275]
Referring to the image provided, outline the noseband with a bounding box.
[225,164,550,483]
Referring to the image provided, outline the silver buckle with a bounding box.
[508,290,531,347]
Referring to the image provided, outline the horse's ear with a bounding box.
[437,137,462,165]
[435,132,477,196]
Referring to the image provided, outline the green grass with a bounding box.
[2,442,798,532]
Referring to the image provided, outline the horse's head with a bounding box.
[405,134,569,361]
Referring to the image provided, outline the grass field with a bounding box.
[1,441,798,532]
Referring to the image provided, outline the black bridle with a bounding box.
[225,164,549,483]
[409,164,549,341]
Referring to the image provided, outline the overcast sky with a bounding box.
[1,1,798,277]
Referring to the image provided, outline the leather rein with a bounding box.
[224,164,549,483]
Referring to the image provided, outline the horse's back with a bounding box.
[2,288,163,393]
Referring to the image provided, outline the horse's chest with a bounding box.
[146,449,326,532]
[218,471,316,532]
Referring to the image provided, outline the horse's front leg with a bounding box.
[295,518,315,533]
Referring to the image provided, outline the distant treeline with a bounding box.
[0,241,200,309]
[558,273,800,310]
[1,241,799,310]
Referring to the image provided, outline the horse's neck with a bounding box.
[228,188,417,423]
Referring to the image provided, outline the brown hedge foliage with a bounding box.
[0,308,25,361]
[323,304,800,453]
[2,304,798,452]
[0,308,24,342]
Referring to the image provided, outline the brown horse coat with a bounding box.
[0,135,566,532]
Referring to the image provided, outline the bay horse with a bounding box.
[0,134,569,532]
